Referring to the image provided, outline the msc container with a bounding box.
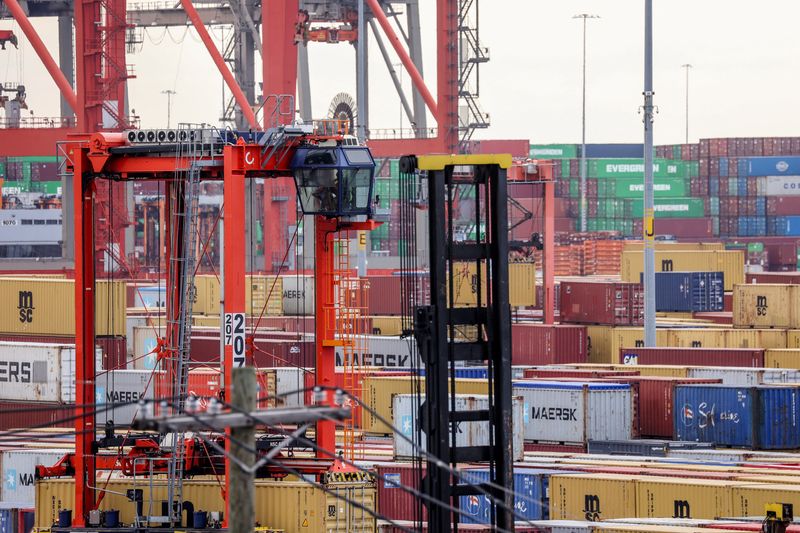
[733,283,800,328]
[95,370,156,427]
[646,272,724,312]
[0,449,71,505]
[686,366,800,386]
[765,349,800,369]
[549,473,637,521]
[0,342,102,402]
[621,250,745,291]
[511,324,587,365]
[634,477,735,520]
[559,281,643,326]
[391,394,524,460]
[512,381,633,444]
[674,385,800,449]
[362,376,487,434]
[618,347,764,368]
[280,275,315,315]
[0,279,125,336]
[334,335,419,369]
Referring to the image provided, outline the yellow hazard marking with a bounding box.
[644,209,655,239]
[301,519,309,528]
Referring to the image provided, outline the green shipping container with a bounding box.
[604,177,688,198]
[561,159,571,177]
[626,197,706,218]
[588,158,689,179]
[530,144,578,159]
[2,181,29,194]
[36,181,62,195]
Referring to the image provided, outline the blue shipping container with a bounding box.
[582,144,644,159]
[642,271,724,312]
[770,216,800,236]
[745,156,800,177]
[459,468,564,524]
[674,385,800,449]
[0,509,13,533]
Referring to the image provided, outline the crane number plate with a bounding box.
[224,312,246,367]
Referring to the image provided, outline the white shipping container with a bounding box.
[95,370,157,427]
[687,366,800,386]
[392,394,524,461]
[125,315,150,356]
[334,336,420,369]
[1,449,71,505]
[131,326,165,370]
[766,176,800,196]
[268,367,308,408]
[512,381,633,444]
[281,275,315,316]
[0,342,102,403]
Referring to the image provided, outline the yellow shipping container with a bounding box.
[666,328,787,350]
[788,330,800,348]
[612,364,689,378]
[621,250,745,291]
[371,316,403,336]
[549,474,637,521]
[586,325,613,364]
[623,241,726,252]
[765,349,800,369]
[36,478,375,531]
[635,477,734,520]
[362,376,488,434]
[733,284,798,328]
[449,262,535,308]
[194,275,283,316]
[601,327,669,364]
[730,484,800,519]
[725,328,787,349]
[0,278,124,336]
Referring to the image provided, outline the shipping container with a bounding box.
[280,275,315,315]
[458,468,560,524]
[392,394,524,460]
[618,347,764,368]
[686,366,800,386]
[587,328,670,364]
[530,144,579,159]
[765,349,800,369]
[512,381,633,444]
[746,157,800,176]
[268,367,308,408]
[646,272,724,312]
[450,263,535,308]
[747,271,800,284]
[621,250,745,291]
[95,370,156,427]
[729,484,800,520]
[674,385,800,449]
[733,284,800,328]
[559,281,643,326]
[634,477,734,519]
[1,449,71,505]
[334,336,419,369]
[665,328,786,350]
[511,324,587,365]
[549,473,637,520]
[0,279,125,336]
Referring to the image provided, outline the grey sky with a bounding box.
[2,1,799,146]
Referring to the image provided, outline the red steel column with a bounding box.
[73,146,96,525]
[314,217,336,456]
[262,0,298,125]
[437,0,459,153]
[2,0,78,113]
[74,0,102,131]
[223,146,246,513]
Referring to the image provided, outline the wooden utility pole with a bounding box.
[230,367,256,533]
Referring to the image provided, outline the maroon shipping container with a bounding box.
[618,347,764,368]
[692,312,733,325]
[511,324,587,365]
[523,442,586,453]
[374,463,427,521]
[522,368,640,379]
[767,197,800,216]
[747,271,800,284]
[0,401,74,430]
[559,280,643,326]
[605,376,721,438]
[464,139,529,158]
[654,218,713,238]
[724,292,733,312]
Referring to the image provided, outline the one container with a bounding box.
[548,473,637,521]
[458,468,555,524]
[334,335,420,369]
[646,272,724,312]
[674,385,800,449]
[765,349,800,369]
[269,367,308,408]
[733,283,800,328]
[621,250,745,291]
[391,394,524,461]
[512,381,633,445]
[686,366,800,386]
[618,347,764,368]
[559,281,643,326]
[511,324,587,365]
[1,449,71,505]
[634,477,735,520]
[95,370,157,427]
[280,275,315,315]
[729,484,800,519]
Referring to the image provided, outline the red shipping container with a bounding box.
[724,292,733,312]
[0,401,74,430]
[375,463,427,522]
[559,280,643,326]
[618,347,764,368]
[606,376,721,438]
[654,218,713,238]
[747,271,800,284]
[767,197,800,216]
[691,312,733,325]
[523,368,640,379]
[465,139,529,158]
[511,324,587,365]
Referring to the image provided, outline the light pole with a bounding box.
[643,0,656,346]
[162,89,176,128]
[681,64,692,144]
[573,14,600,233]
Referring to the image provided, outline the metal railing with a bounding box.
[0,116,76,129]
[367,127,438,140]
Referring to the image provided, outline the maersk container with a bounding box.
[512,381,633,444]
[686,366,800,386]
[95,370,156,427]
[391,394,524,460]
[333,335,419,369]
[674,385,800,449]
[642,271,724,312]
[0,449,71,505]
[745,156,800,176]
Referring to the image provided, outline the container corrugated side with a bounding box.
[512,381,633,444]
[511,324,587,365]
[621,250,745,291]
[730,484,800,519]
[618,347,764,368]
[634,477,734,520]
[334,336,419,369]
[1,449,71,505]
[392,394,524,460]
[95,370,156,427]
[733,284,798,328]
[559,281,643,326]
[686,367,800,386]
[458,468,550,524]
[765,349,800,368]
[549,473,637,521]
[665,328,787,350]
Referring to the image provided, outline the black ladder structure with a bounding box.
[400,154,515,532]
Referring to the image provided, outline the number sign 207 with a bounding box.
[224,312,246,367]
